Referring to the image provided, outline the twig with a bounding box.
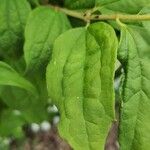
[48,4,150,22]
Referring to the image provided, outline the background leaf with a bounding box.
[0,61,37,96]
[0,85,48,123]
[64,0,95,9]
[118,25,150,150]
[0,109,25,138]
[24,6,71,71]
[64,0,119,9]
[95,0,119,6]
[27,0,40,6]
[105,0,150,14]
[140,5,150,32]
[0,0,31,58]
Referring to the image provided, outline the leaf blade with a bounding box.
[0,61,37,96]
[118,25,150,150]
[95,0,119,6]
[0,0,31,56]
[105,0,150,14]
[64,0,95,9]
[46,22,118,150]
[0,109,25,138]
[24,6,71,71]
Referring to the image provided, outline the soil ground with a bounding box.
[10,123,118,150]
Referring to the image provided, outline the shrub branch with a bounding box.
[49,4,150,22]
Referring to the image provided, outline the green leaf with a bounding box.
[64,0,95,9]
[0,109,25,138]
[0,0,31,56]
[0,61,37,96]
[140,6,150,32]
[64,0,119,9]
[118,25,150,150]
[24,6,71,71]
[95,0,119,6]
[105,0,150,13]
[0,60,49,123]
[46,22,118,150]
[0,86,48,123]
[27,0,40,6]
[0,64,48,123]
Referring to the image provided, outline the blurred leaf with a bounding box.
[27,0,40,6]
[0,61,48,122]
[0,66,48,123]
[0,137,9,150]
[0,0,31,58]
[0,98,8,119]
[64,0,119,9]
[24,69,49,122]
[0,109,25,138]
[0,61,37,96]
[0,86,48,123]
[64,0,95,9]
[95,0,119,6]
[48,0,63,6]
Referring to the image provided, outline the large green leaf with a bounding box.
[118,25,150,150]
[24,6,71,71]
[0,0,31,56]
[105,0,150,14]
[46,22,118,150]
[0,61,37,96]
